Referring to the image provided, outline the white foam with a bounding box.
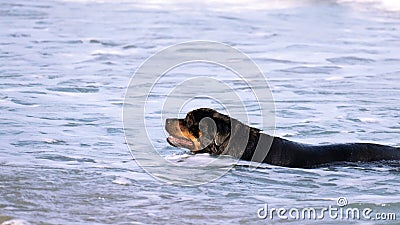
[57,0,400,12]
[325,76,344,81]
[1,220,31,225]
[112,177,132,185]
[57,0,311,12]
[165,153,191,160]
[42,138,64,144]
[359,117,380,123]
[338,0,400,11]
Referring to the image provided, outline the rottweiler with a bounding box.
[165,108,400,168]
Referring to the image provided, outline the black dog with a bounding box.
[165,108,400,168]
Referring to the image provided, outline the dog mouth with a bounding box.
[167,135,194,149]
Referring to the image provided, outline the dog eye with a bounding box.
[187,119,193,128]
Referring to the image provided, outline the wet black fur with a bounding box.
[167,108,400,168]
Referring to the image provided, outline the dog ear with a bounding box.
[198,117,217,148]
[221,119,251,158]
[215,131,229,146]
[212,112,231,146]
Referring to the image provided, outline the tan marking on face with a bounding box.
[178,123,201,150]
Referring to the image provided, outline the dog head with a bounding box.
[165,108,258,155]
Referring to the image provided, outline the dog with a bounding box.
[165,108,400,168]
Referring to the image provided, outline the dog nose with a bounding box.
[166,119,173,125]
[165,118,179,128]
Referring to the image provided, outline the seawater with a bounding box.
[1,0,400,224]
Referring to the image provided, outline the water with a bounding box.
[1,0,400,224]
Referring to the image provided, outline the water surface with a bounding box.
[1,0,400,224]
